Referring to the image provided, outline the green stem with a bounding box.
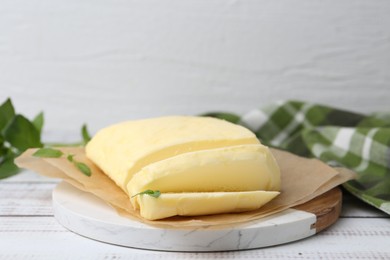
[44,142,84,147]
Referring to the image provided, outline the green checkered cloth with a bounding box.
[204,100,390,215]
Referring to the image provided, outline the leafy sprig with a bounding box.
[32,148,64,158]
[131,190,161,199]
[66,152,91,177]
[0,98,91,179]
[33,147,92,177]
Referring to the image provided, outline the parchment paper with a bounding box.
[15,147,355,228]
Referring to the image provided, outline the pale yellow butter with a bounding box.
[128,144,280,209]
[137,191,280,220]
[86,116,259,192]
[86,116,281,220]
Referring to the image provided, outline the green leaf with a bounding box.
[33,148,63,158]
[201,112,241,124]
[81,124,91,145]
[67,154,74,162]
[0,146,7,157]
[0,98,16,132]
[75,162,91,176]
[0,157,20,179]
[3,115,43,152]
[32,112,44,134]
[131,189,161,198]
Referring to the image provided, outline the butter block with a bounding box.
[128,144,280,208]
[86,116,259,192]
[86,116,281,220]
[137,191,280,220]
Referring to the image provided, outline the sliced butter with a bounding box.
[86,116,281,220]
[86,116,259,192]
[137,191,280,220]
[128,144,280,208]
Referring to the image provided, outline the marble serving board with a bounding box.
[52,182,341,252]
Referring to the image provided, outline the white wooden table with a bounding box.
[1,170,389,259]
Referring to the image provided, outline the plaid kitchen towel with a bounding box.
[204,100,390,215]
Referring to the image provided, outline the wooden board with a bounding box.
[52,182,342,251]
[293,187,342,233]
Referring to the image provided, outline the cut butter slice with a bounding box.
[86,116,259,192]
[137,191,280,220]
[128,144,280,208]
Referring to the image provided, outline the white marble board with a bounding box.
[51,182,324,252]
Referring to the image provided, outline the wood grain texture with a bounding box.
[1,172,389,258]
[294,187,342,233]
[0,171,389,218]
[0,183,56,216]
[0,217,389,259]
[1,0,390,136]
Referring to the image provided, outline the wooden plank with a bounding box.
[0,217,389,258]
[0,183,55,216]
[1,170,58,183]
[1,180,389,218]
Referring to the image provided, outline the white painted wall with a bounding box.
[1,0,390,139]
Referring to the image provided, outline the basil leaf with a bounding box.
[148,190,161,198]
[0,98,94,180]
[67,154,74,162]
[201,112,241,124]
[33,148,63,158]
[0,98,15,132]
[131,189,161,198]
[75,162,91,176]
[0,157,20,179]
[4,115,43,152]
[81,124,91,144]
[32,112,44,134]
